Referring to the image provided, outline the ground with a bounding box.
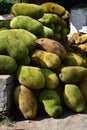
[0,107,87,130]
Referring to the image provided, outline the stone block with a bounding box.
[0,75,15,116]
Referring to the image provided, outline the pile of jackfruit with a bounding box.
[0,2,87,120]
[0,2,70,41]
[68,32,87,56]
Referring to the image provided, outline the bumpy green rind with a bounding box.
[40,89,63,118]
[64,84,86,112]
[59,66,87,84]
[11,3,44,19]
[16,66,45,89]
[41,68,59,89]
[10,15,44,37]
[41,2,66,16]
[0,55,18,74]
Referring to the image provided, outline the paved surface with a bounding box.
[0,108,87,130]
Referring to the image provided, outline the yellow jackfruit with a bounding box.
[41,2,66,16]
[35,38,67,61]
[31,49,61,69]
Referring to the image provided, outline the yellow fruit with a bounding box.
[41,2,66,16]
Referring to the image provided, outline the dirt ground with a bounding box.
[0,107,87,130]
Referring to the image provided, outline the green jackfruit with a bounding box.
[59,66,87,83]
[9,29,37,51]
[61,27,68,39]
[56,82,65,106]
[0,29,37,51]
[41,68,59,89]
[64,84,86,112]
[0,20,10,29]
[14,85,37,119]
[11,3,44,19]
[6,35,29,60]
[10,16,44,37]
[46,13,61,25]
[54,32,61,41]
[31,49,61,69]
[60,19,67,27]
[17,56,31,66]
[17,66,45,89]
[41,2,66,16]
[78,78,87,104]
[40,89,63,118]
[0,36,7,54]
[0,55,17,74]
[64,52,87,67]
[40,26,54,39]
[38,13,53,27]
[55,25,62,33]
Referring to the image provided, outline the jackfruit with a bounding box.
[38,13,53,27]
[0,55,18,74]
[17,56,31,66]
[59,66,87,83]
[78,78,87,104]
[75,34,87,44]
[41,68,59,89]
[14,85,37,119]
[35,38,67,61]
[64,84,86,112]
[64,52,87,67]
[41,2,66,16]
[40,89,63,118]
[31,49,61,69]
[40,26,54,38]
[11,3,44,19]
[6,35,29,60]
[16,66,45,89]
[10,15,44,37]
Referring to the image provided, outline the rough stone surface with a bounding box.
[0,75,15,116]
[0,108,87,130]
